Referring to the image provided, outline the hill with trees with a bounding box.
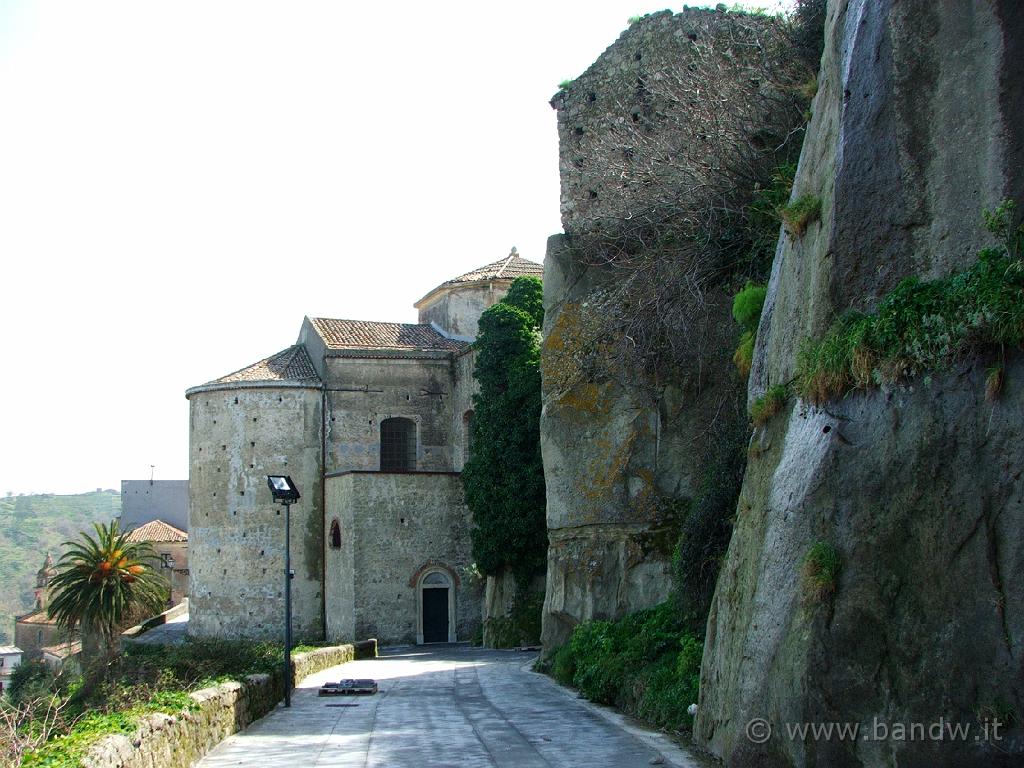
[0,491,120,644]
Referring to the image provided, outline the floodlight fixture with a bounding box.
[267,475,301,503]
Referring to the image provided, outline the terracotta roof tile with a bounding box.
[16,610,56,625]
[309,318,468,352]
[125,519,188,543]
[40,640,81,659]
[416,249,543,306]
[209,345,321,386]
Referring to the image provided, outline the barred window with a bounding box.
[380,417,416,472]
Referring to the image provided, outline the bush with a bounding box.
[732,281,768,377]
[796,202,1024,404]
[545,603,703,732]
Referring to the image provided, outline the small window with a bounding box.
[380,417,416,472]
[329,519,341,550]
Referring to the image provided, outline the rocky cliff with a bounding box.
[697,1,1024,766]
[540,9,803,649]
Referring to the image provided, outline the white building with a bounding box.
[0,646,23,696]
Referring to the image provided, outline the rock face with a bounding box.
[540,9,789,649]
[697,1,1024,766]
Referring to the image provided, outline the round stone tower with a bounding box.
[185,345,324,641]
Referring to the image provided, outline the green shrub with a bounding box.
[732,281,768,378]
[802,541,841,603]
[545,603,703,732]
[781,194,821,237]
[6,659,55,705]
[750,385,788,425]
[732,281,768,330]
[795,202,1024,404]
[558,79,574,90]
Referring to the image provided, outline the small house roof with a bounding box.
[0,645,22,655]
[40,640,81,659]
[125,519,188,543]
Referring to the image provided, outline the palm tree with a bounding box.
[47,521,168,657]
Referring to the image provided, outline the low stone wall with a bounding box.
[81,640,377,768]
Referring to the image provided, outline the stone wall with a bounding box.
[187,384,324,641]
[417,282,505,341]
[323,355,458,473]
[81,642,374,768]
[324,472,482,645]
[697,2,1024,766]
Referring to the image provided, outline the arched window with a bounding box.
[380,417,416,472]
[463,410,474,462]
[328,519,341,550]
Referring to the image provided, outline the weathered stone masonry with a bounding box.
[186,253,543,645]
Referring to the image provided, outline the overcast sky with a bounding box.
[0,0,787,495]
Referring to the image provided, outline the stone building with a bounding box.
[125,519,190,606]
[0,646,22,696]
[185,251,543,645]
[14,553,74,661]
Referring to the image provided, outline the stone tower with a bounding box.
[34,552,56,611]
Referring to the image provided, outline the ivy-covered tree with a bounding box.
[462,276,546,583]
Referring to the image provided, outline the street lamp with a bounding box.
[267,475,300,708]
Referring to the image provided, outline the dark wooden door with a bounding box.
[423,588,449,643]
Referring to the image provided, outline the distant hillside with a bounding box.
[0,491,121,644]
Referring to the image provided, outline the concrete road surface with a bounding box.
[196,644,711,768]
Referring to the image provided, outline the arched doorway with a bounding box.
[417,569,454,644]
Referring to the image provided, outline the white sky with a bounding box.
[0,0,787,495]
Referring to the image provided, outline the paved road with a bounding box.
[196,645,710,768]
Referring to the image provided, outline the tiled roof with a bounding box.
[309,318,468,352]
[207,345,321,386]
[41,640,81,659]
[16,610,56,625]
[440,249,543,288]
[0,646,21,655]
[125,519,188,543]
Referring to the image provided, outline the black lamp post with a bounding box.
[267,475,300,708]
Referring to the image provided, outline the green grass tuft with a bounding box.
[749,385,788,426]
[802,541,841,603]
[557,79,574,90]
[781,194,822,237]
[796,202,1024,404]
